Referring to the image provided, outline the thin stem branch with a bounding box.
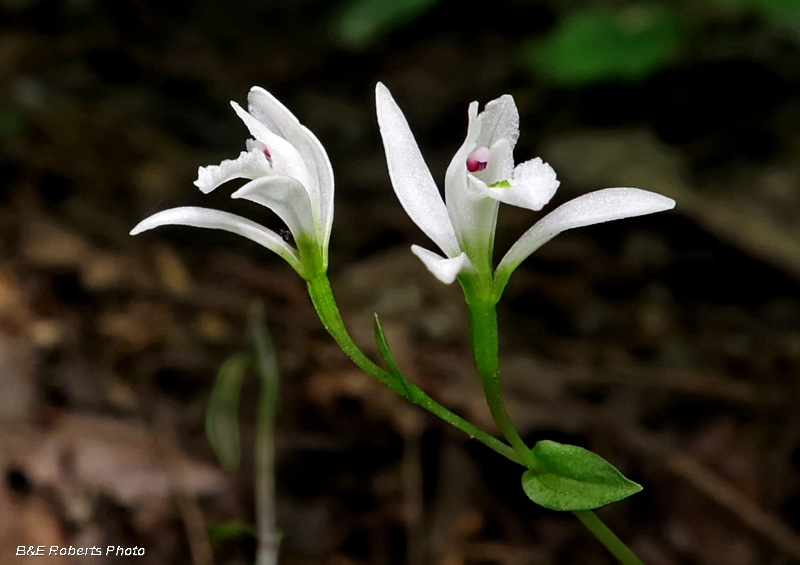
[306,274,523,466]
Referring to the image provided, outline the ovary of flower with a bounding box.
[130,87,334,280]
[375,82,675,288]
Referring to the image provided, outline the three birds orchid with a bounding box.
[375,82,675,296]
[130,87,334,281]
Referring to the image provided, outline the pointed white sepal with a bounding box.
[496,187,675,282]
[410,245,472,284]
[376,83,461,259]
[130,206,303,275]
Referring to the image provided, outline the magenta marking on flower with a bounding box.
[263,147,272,159]
[466,146,490,172]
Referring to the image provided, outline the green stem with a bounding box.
[306,274,523,466]
[464,290,644,565]
[465,297,538,470]
[573,511,644,565]
[306,273,643,564]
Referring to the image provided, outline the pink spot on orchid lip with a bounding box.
[466,146,490,172]
[263,147,272,159]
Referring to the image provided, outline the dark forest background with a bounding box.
[3,0,800,563]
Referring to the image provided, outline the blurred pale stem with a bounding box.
[250,303,281,565]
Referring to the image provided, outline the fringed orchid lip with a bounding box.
[131,86,335,280]
[375,82,675,291]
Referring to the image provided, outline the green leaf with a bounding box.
[489,180,512,188]
[523,7,687,86]
[332,0,441,49]
[521,440,642,511]
[205,352,250,471]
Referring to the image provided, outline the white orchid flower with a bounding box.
[131,87,334,280]
[375,82,675,291]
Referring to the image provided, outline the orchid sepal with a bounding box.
[130,206,304,276]
[492,187,676,298]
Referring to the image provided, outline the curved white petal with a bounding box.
[480,157,560,211]
[444,101,482,246]
[410,245,472,284]
[231,176,316,244]
[246,87,335,247]
[376,83,461,259]
[194,149,271,194]
[130,206,303,275]
[496,187,675,283]
[476,94,518,150]
[231,102,315,195]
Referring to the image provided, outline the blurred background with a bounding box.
[2,0,800,563]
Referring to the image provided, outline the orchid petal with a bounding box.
[231,102,314,194]
[482,137,514,185]
[246,87,335,248]
[444,101,482,246]
[194,149,271,194]
[410,245,472,284]
[496,187,676,287]
[376,83,461,259]
[475,94,519,150]
[481,157,560,211]
[130,206,303,275]
[231,176,316,244]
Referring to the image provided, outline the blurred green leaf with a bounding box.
[521,440,642,511]
[206,352,250,471]
[523,6,688,86]
[332,0,441,49]
[207,520,257,547]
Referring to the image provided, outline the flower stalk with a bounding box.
[306,272,524,466]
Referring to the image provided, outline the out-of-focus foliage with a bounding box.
[205,352,249,472]
[331,0,441,49]
[709,0,800,29]
[522,6,688,86]
[0,104,28,142]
